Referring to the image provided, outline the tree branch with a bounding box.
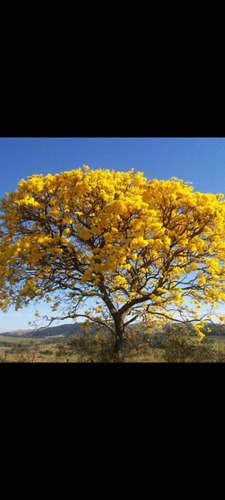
[38,312,116,336]
[124,314,139,327]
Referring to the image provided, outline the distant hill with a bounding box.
[0,321,149,338]
[1,320,225,339]
[0,322,98,338]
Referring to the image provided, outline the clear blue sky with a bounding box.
[1,137,225,332]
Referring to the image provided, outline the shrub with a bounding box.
[162,325,225,362]
[55,345,67,357]
[41,349,54,356]
[68,326,158,362]
[68,332,116,362]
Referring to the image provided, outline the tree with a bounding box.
[1,166,225,361]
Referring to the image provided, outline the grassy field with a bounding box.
[0,338,160,362]
[0,333,163,362]
[0,334,71,362]
[1,332,225,362]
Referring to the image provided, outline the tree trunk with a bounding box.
[114,335,125,362]
[113,314,127,362]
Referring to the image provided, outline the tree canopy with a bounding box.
[1,166,225,357]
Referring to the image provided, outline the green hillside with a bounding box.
[0,322,102,338]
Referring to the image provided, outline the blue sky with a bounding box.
[1,137,225,332]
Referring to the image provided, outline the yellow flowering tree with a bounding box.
[1,165,225,360]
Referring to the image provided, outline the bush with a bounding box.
[55,345,67,357]
[162,325,225,362]
[121,327,153,359]
[68,332,117,362]
[68,326,157,362]
[41,349,54,356]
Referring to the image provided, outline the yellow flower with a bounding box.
[1,166,225,331]
[123,263,131,270]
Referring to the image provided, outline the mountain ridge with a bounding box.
[0,322,93,338]
[1,320,225,338]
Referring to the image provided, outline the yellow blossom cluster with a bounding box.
[1,166,225,341]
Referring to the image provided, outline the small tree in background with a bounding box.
[2,166,225,361]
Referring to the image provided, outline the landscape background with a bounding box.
[1,321,225,362]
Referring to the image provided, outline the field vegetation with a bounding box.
[1,324,225,362]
